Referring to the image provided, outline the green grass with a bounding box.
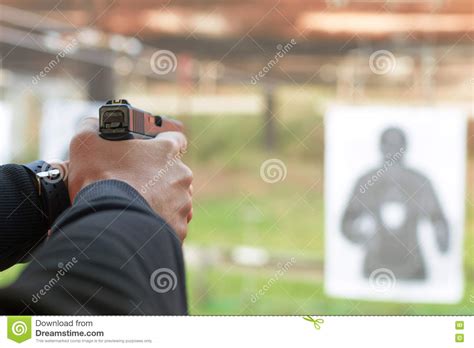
[189,192,325,257]
[187,265,474,315]
[0,264,26,287]
[186,188,474,315]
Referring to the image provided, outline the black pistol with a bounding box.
[99,99,183,140]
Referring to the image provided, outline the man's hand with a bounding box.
[68,118,193,241]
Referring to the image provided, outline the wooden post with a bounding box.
[263,86,276,152]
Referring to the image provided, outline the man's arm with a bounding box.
[0,179,187,315]
[0,164,48,271]
[0,117,192,315]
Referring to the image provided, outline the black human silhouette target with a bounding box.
[341,127,450,281]
[325,106,466,303]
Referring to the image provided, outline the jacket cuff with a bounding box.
[74,179,153,213]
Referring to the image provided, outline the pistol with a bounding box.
[99,99,183,140]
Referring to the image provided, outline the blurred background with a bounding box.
[0,0,472,314]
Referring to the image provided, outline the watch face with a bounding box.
[37,169,61,180]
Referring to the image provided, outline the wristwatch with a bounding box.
[23,160,71,228]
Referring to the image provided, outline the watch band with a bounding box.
[23,160,71,228]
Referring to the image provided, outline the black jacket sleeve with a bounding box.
[0,180,187,315]
[0,164,48,271]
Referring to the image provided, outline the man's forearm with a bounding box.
[0,180,187,315]
[0,164,48,271]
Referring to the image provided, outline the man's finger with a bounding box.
[153,131,188,153]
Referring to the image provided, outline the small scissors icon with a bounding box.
[303,315,324,330]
